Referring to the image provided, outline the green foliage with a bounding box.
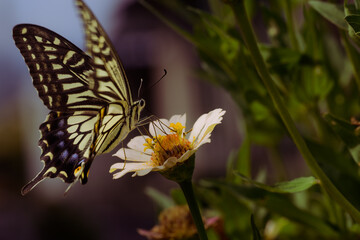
[236,173,318,193]
[145,187,175,209]
[251,215,262,240]
[142,0,360,238]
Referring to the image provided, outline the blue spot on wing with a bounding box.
[57,141,65,148]
[58,119,65,127]
[60,149,69,161]
[56,131,65,137]
[70,153,79,162]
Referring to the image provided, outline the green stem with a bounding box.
[284,1,299,51]
[227,0,360,222]
[179,180,208,240]
[341,32,360,92]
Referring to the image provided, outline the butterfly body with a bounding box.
[94,100,145,155]
[13,0,145,195]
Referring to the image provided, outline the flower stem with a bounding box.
[179,180,208,240]
[226,0,360,222]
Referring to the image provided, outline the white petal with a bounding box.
[149,118,170,136]
[189,108,225,147]
[127,135,150,153]
[110,162,126,172]
[113,170,130,179]
[112,163,152,179]
[169,113,186,127]
[177,149,197,163]
[163,157,179,168]
[113,148,151,162]
[134,167,155,176]
[193,138,211,149]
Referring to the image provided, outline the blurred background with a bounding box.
[0,0,240,239]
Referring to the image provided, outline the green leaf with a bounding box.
[145,187,175,209]
[343,14,360,47]
[203,180,339,237]
[235,173,318,193]
[189,7,240,63]
[251,215,262,240]
[306,139,360,211]
[170,188,187,205]
[309,1,347,30]
[236,131,251,177]
[345,14,360,34]
[265,47,307,75]
[324,113,360,165]
[197,184,253,238]
[274,177,319,193]
[342,31,360,91]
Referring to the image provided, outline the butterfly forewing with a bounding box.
[75,0,144,154]
[75,0,132,104]
[13,24,107,112]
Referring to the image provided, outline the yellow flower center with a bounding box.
[143,122,192,167]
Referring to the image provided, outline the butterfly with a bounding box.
[13,0,145,195]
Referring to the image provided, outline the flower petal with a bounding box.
[177,149,197,163]
[134,167,158,176]
[163,157,179,168]
[127,135,153,154]
[111,162,153,179]
[113,148,151,162]
[169,113,186,127]
[149,118,170,136]
[189,108,225,148]
[109,162,126,172]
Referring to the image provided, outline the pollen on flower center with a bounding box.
[146,122,192,167]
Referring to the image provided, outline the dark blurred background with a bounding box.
[0,0,240,239]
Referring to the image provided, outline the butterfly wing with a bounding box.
[13,24,107,194]
[75,0,143,154]
[13,24,108,112]
[14,0,144,195]
[75,0,133,104]
[21,111,99,195]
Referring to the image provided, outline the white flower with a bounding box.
[110,108,226,179]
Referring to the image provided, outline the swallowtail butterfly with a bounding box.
[13,0,145,195]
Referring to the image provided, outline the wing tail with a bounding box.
[21,172,46,195]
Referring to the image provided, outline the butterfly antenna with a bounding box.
[138,78,144,99]
[150,69,167,90]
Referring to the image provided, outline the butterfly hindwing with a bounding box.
[21,111,100,195]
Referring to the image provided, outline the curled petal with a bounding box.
[135,166,164,176]
[189,108,225,148]
[177,149,197,163]
[163,157,178,169]
[133,168,152,176]
[111,163,152,179]
[109,162,126,173]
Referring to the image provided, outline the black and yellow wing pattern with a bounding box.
[13,0,145,195]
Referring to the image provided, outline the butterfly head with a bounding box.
[132,99,146,125]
